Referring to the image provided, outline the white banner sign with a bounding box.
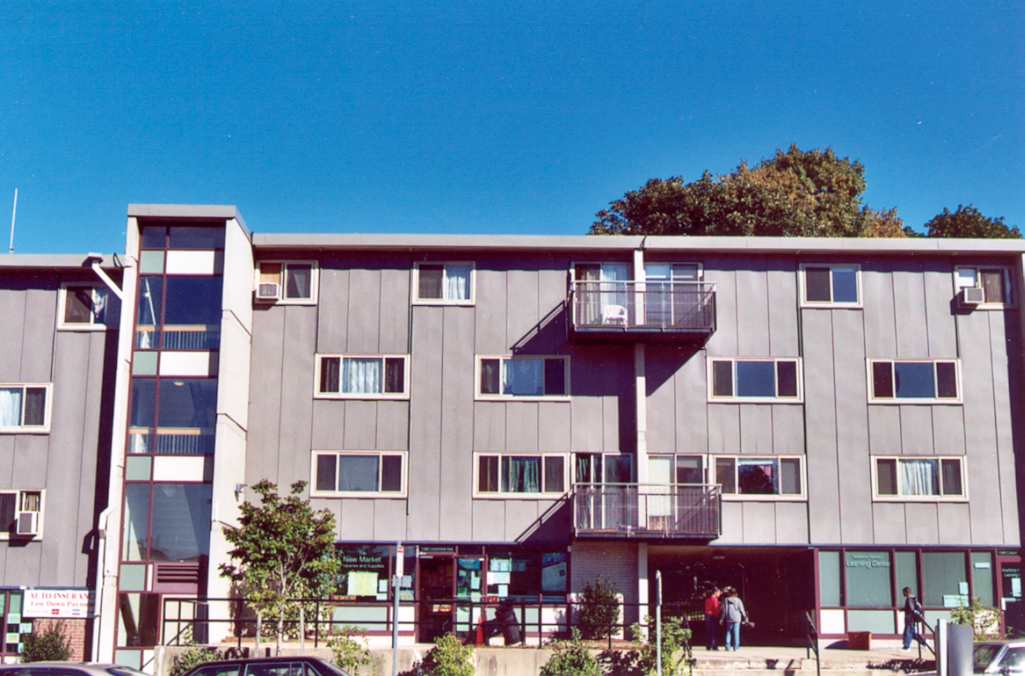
[23,589,94,618]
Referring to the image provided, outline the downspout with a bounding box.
[87,254,125,300]
[91,505,111,661]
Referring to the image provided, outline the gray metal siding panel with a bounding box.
[707,406,740,453]
[246,307,285,487]
[311,401,345,449]
[735,266,770,356]
[505,403,539,452]
[473,268,507,355]
[801,310,842,542]
[771,405,804,453]
[379,267,411,354]
[316,268,349,353]
[342,401,377,450]
[375,401,409,451]
[832,309,873,544]
[439,307,474,541]
[346,268,382,354]
[905,503,940,544]
[899,407,934,454]
[704,264,737,357]
[868,407,901,453]
[861,267,898,359]
[406,308,443,539]
[276,306,317,490]
[872,503,907,544]
[738,405,772,454]
[675,350,708,452]
[473,402,505,452]
[538,404,571,453]
[892,264,929,358]
[767,263,799,355]
[923,263,957,357]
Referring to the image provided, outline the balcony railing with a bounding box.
[569,280,716,337]
[572,483,722,539]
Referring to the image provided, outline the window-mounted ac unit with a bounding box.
[961,286,985,305]
[15,511,39,537]
[255,282,281,302]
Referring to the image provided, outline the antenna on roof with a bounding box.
[8,187,17,254]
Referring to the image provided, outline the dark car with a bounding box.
[183,657,348,676]
[0,664,147,676]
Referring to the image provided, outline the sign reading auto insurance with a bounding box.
[23,589,95,618]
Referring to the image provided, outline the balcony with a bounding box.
[572,483,722,540]
[569,281,716,341]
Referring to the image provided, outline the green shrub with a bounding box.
[577,578,620,640]
[328,627,371,674]
[951,597,1001,641]
[22,623,72,663]
[541,628,603,676]
[629,615,693,676]
[170,646,222,676]
[419,633,474,676]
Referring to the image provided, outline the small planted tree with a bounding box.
[577,578,620,640]
[22,622,71,662]
[951,597,1002,640]
[541,628,603,676]
[630,615,692,676]
[328,627,372,674]
[220,480,340,653]
[418,633,474,676]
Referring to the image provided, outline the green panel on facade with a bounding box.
[132,351,158,376]
[115,649,143,670]
[845,551,892,607]
[819,551,841,607]
[895,552,918,598]
[125,456,152,481]
[972,552,995,607]
[332,605,387,632]
[139,251,165,274]
[847,609,895,634]
[923,552,968,607]
[119,563,147,591]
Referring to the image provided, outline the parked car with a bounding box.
[183,657,348,676]
[0,664,147,676]
[972,641,1025,673]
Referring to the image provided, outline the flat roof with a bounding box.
[0,253,118,270]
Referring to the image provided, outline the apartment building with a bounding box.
[0,205,1020,666]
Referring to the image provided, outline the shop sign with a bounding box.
[845,552,890,569]
[23,588,94,618]
[419,545,456,556]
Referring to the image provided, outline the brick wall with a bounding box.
[31,618,88,662]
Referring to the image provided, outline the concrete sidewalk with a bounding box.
[691,646,935,674]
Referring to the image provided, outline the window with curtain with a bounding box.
[317,355,408,398]
[478,356,568,398]
[476,454,568,496]
[415,262,474,302]
[0,385,48,430]
[874,457,965,498]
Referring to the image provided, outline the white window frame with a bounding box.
[57,282,110,331]
[706,357,804,403]
[642,261,704,281]
[953,265,1015,309]
[571,451,636,484]
[0,383,52,433]
[866,358,963,405]
[871,455,968,502]
[310,450,408,498]
[647,453,708,485]
[709,454,807,501]
[472,452,570,499]
[254,260,319,305]
[799,263,863,308]
[0,489,45,541]
[314,354,410,400]
[474,355,571,401]
[412,261,476,305]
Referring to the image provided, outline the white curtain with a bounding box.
[0,388,22,427]
[503,359,543,396]
[648,457,673,518]
[900,459,939,496]
[343,358,382,394]
[446,265,471,300]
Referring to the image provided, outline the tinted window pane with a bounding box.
[936,362,958,398]
[479,456,499,492]
[503,359,543,396]
[971,552,994,607]
[136,277,163,349]
[876,459,898,495]
[165,277,223,326]
[604,455,632,482]
[676,456,703,484]
[711,360,733,397]
[381,455,403,492]
[831,267,859,303]
[872,362,894,398]
[805,267,831,302]
[894,362,936,398]
[150,484,212,562]
[123,485,150,560]
[130,379,157,428]
[941,459,963,496]
[543,457,565,493]
[776,361,798,397]
[23,387,46,426]
[0,493,16,534]
[65,287,95,323]
[384,358,405,393]
[117,592,161,646]
[167,225,225,249]
[285,264,313,299]
[715,458,736,494]
[981,269,1005,304]
[544,358,566,396]
[738,459,778,494]
[736,361,775,397]
[315,455,336,492]
[480,359,500,395]
[780,458,801,494]
[338,456,379,492]
[141,226,167,248]
[319,357,340,393]
[895,551,918,598]
[845,551,892,607]
[158,380,218,432]
[923,552,967,607]
[418,265,444,299]
[819,551,841,606]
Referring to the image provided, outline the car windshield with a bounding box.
[973,643,1002,672]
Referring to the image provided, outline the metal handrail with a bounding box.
[569,280,716,332]
[572,482,722,538]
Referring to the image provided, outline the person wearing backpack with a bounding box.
[901,586,926,650]
[719,586,749,651]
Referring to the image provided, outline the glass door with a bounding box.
[647,457,673,530]
[417,556,455,642]
[454,557,484,638]
[998,556,1024,637]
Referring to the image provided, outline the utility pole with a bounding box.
[8,188,17,254]
[655,570,663,676]
[392,542,403,676]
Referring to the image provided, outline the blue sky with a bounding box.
[1,2,1022,253]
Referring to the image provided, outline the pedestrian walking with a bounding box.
[901,586,926,651]
[719,586,748,651]
[703,587,722,650]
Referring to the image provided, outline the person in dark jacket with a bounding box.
[901,586,925,650]
[719,586,748,651]
[703,587,722,650]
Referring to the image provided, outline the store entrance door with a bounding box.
[997,555,1024,637]
[418,556,455,642]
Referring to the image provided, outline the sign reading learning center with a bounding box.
[24,589,95,618]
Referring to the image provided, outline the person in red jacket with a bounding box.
[703,587,722,650]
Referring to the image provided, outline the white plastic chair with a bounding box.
[602,304,628,326]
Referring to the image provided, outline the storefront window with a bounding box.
[844,551,892,608]
[972,552,995,607]
[337,546,391,600]
[116,592,160,647]
[818,551,841,607]
[541,552,568,600]
[924,552,968,607]
[895,551,918,598]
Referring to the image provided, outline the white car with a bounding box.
[971,641,1025,674]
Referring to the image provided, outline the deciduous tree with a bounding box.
[924,205,1021,239]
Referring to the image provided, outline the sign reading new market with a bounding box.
[23,589,95,618]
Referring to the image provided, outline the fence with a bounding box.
[570,281,716,333]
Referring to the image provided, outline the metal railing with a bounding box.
[570,280,716,333]
[572,483,722,539]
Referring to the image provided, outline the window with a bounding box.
[477,356,569,399]
[801,264,861,306]
[648,455,705,484]
[868,359,961,403]
[708,358,802,402]
[136,275,223,350]
[255,261,318,304]
[955,266,1013,307]
[128,378,217,454]
[121,483,212,561]
[712,456,804,499]
[873,456,966,500]
[413,262,474,304]
[0,384,51,432]
[58,283,110,330]
[312,451,407,496]
[315,355,409,399]
[0,490,44,540]
[475,454,568,497]
[573,453,635,484]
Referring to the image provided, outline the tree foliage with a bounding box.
[416,633,475,676]
[22,623,72,662]
[924,205,1022,239]
[170,647,223,676]
[577,578,621,640]
[540,629,603,676]
[328,627,372,674]
[219,480,340,653]
[591,146,904,238]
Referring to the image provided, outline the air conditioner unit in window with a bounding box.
[961,286,985,305]
[255,282,281,302]
[15,511,39,537]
